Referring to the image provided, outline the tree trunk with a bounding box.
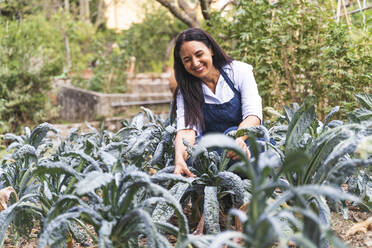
[79,0,90,22]
[94,0,105,29]
[199,0,211,23]
[64,0,70,13]
[162,36,177,72]
[64,33,72,71]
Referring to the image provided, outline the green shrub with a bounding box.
[207,0,372,118]
[87,40,129,93]
[0,0,42,20]
[119,5,186,73]
[0,14,63,133]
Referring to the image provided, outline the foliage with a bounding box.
[89,44,129,93]
[119,4,187,72]
[346,2,372,33]
[0,14,63,133]
[196,134,358,248]
[0,96,371,247]
[258,97,372,187]
[0,0,42,20]
[207,0,372,117]
[0,4,134,133]
[72,36,130,93]
[152,144,250,235]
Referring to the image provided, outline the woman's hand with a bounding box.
[174,129,197,177]
[174,159,196,177]
[226,137,251,160]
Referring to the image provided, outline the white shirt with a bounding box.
[176,60,262,135]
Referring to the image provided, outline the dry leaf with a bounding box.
[0,186,18,211]
[235,202,249,232]
[346,216,372,237]
[148,168,157,176]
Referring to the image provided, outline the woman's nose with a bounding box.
[192,59,200,68]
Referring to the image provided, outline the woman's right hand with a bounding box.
[174,129,197,178]
[174,159,196,178]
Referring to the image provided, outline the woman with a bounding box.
[171,28,262,178]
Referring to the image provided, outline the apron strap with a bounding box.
[219,68,241,97]
[169,100,175,124]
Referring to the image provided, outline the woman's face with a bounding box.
[179,41,215,80]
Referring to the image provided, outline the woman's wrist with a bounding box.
[175,155,187,165]
[236,136,248,142]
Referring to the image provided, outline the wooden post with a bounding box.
[341,0,352,30]
[356,0,366,31]
[336,0,341,23]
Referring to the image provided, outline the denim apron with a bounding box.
[202,68,242,134]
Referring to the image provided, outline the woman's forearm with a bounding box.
[237,115,261,141]
[174,129,196,163]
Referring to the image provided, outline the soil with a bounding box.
[331,210,372,248]
[3,208,371,247]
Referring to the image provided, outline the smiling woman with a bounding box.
[170,28,263,235]
[171,28,263,177]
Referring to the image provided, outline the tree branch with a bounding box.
[178,0,198,23]
[156,0,200,27]
[220,0,237,12]
[199,0,211,21]
[94,0,105,30]
[162,36,177,72]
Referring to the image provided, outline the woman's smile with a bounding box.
[193,65,205,73]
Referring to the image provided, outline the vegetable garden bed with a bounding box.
[0,94,371,248]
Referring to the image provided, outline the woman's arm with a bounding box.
[227,115,260,160]
[174,129,197,177]
[237,115,261,141]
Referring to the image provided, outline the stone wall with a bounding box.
[53,73,172,121]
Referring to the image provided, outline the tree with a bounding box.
[120,6,187,72]
[155,0,220,27]
[155,0,238,26]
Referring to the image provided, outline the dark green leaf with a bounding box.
[322,106,340,133]
[152,182,190,223]
[355,93,372,109]
[75,172,114,195]
[29,122,58,149]
[204,186,220,234]
[285,97,316,153]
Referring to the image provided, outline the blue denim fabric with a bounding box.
[202,68,242,135]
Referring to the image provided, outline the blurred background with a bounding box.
[0,0,371,134]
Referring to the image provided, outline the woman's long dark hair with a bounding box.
[171,28,233,131]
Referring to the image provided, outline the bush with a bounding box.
[207,0,372,118]
[86,40,130,93]
[119,5,187,73]
[0,14,63,133]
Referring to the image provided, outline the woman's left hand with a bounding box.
[226,137,251,160]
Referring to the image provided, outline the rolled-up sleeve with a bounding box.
[176,91,200,135]
[233,61,263,122]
